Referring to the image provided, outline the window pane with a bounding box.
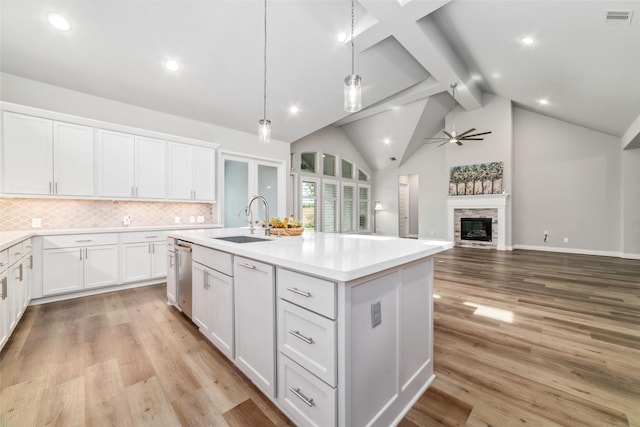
[258,164,278,219]
[358,169,368,181]
[323,154,336,176]
[341,160,353,179]
[301,180,317,229]
[359,186,370,231]
[342,184,355,232]
[224,160,249,227]
[301,152,315,173]
[323,182,338,232]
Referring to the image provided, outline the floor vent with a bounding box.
[604,10,634,25]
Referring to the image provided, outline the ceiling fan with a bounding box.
[425,82,492,147]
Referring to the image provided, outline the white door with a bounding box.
[42,247,83,296]
[398,182,409,238]
[2,112,53,195]
[53,121,94,196]
[210,269,234,359]
[135,136,166,199]
[97,129,135,198]
[168,143,193,200]
[234,256,275,397]
[192,263,211,336]
[84,245,119,288]
[120,243,152,283]
[193,147,215,201]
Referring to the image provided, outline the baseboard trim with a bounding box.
[622,252,640,260]
[512,244,625,258]
[29,279,165,306]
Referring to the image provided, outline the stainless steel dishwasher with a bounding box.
[176,240,193,319]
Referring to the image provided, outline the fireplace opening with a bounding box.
[461,217,492,242]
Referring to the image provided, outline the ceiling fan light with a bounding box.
[344,74,362,113]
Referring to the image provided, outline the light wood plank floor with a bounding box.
[1,248,639,426]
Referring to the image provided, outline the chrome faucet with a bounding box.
[248,195,271,236]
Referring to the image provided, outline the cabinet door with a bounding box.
[151,242,167,277]
[120,243,152,283]
[168,143,193,200]
[2,112,53,195]
[167,251,177,304]
[0,270,9,350]
[84,245,119,289]
[234,256,275,397]
[97,129,135,198]
[192,263,212,336]
[53,121,95,196]
[12,262,26,324]
[210,269,234,359]
[193,147,215,201]
[43,247,83,296]
[135,136,166,199]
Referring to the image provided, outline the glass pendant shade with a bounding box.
[258,119,271,144]
[344,74,362,113]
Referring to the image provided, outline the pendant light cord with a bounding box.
[350,0,355,75]
[263,0,268,121]
[451,82,456,133]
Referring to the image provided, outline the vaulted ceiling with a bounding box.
[2,1,639,168]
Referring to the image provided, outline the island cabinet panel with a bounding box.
[234,256,276,397]
[277,269,336,319]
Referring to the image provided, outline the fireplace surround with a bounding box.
[446,194,509,250]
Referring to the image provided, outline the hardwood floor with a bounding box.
[1,248,639,426]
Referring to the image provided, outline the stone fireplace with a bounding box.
[446,194,510,250]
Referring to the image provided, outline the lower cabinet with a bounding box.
[234,256,276,397]
[120,233,167,283]
[42,234,118,296]
[192,261,234,360]
[0,238,33,352]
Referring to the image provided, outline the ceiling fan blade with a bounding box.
[443,131,455,139]
[456,128,476,138]
[424,139,448,145]
[437,141,450,147]
[459,137,484,141]
[463,131,492,138]
[456,140,463,146]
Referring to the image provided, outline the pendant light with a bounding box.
[344,0,362,113]
[258,0,271,144]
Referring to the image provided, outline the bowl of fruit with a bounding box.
[263,217,305,236]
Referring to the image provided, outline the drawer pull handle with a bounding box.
[289,330,314,344]
[238,262,256,270]
[75,240,93,243]
[1,277,7,300]
[13,252,21,256]
[145,236,159,239]
[289,388,314,407]
[287,287,311,298]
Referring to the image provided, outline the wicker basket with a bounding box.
[270,227,305,236]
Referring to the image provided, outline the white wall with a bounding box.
[512,108,622,254]
[622,148,640,257]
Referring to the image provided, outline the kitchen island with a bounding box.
[168,228,451,427]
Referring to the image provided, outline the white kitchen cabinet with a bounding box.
[192,262,212,335]
[135,136,166,199]
[234,255,276,397]
[0,238,33,352]
[0,249,10,350]
[42,234,119,296]
[2,113,94,196]
[120,231,167,283]
[168,143,215,201]
[96,129,135,198]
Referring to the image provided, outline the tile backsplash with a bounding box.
[0,198,214,231]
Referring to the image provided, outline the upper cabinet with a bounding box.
[168,143,215,201]
[2,112,94,196]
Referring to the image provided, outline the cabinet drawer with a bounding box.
[278,268,336,319]
[167,237,176,252]
[0,249,8,272]
[279,300,336,386]
[279,354,337,427]
[43,233,118,249]
[8,242,24,266]
[22,238,33,254]
[120,230,167,244]
[193,245,232,276]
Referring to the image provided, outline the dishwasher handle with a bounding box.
[176,242,192,252]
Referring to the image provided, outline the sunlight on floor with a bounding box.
[463,302,513,323]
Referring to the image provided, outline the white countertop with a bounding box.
[0,224,222,251]
[169,228,452,282]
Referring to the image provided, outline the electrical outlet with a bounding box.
[174,216,180,224]
[371,301,382,328]
[122,215,131,226]
[197,216,205,223]
[189,216,195,224]
[32,218,42,228]
[563,237,569,243]
[544,231,548,242]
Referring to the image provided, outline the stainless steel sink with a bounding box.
[214,235,271,243]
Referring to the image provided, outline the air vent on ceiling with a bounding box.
[604,10,634,25]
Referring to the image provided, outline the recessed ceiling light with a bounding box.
[289,105,299,114]
[538,98,549,105]
[165,59,181,72]
[521,36,535,46]
[383,138,391,145]
[492,72,501,79]
[337,32,348,44]
[48,13,71,31]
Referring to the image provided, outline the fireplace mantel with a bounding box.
[446,194,510,250]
